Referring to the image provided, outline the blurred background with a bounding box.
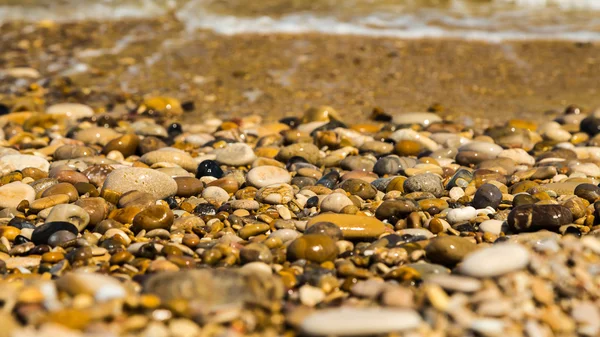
[1,0,599,124]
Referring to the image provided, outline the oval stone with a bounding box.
[306,214,386,239]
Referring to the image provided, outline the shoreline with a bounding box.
[1,18,600,125]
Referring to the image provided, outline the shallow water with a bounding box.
[1,0,600,41]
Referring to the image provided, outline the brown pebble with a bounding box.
[41,182,79,202]
[132,205,174,232]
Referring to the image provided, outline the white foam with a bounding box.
[176,9,600,42]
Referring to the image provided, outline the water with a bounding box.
[1,0,600,41]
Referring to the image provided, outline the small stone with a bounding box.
[304,221,343,241]
[47,103,94,119]
[508,204,573,232]
[299,285,326,307]
[75,127,121,146]
[425,236,477,267]
[31,221,79,245]
[247,165,291,188]
[0,154,50,172]
[472,183,502,209]
[339,179,377,199]
[404,173,444,197]
[287,234,338,263]
[56,271,127,302]
[479,220,507,235]
[174,177,203,197]
[300,308,422,336]
[0,182,35,209]
[195,160,223,178]
[307,214,386,239]
[202,186,230,205]
[393,112,442,126]
[460,243,530,278]
[256,183,294,204]
[102,167,178,201]
[574,183,600,202]
[141,150,198,172]
[132,205,174,232]
[45,204,90,232]
[446,206,478,224]
[214,143,256,166]
[277,143,321,165]
[320,193,353,213]
[425,274,482,292]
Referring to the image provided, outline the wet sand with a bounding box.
[1,18,600,124]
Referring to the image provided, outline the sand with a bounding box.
[1,17,599,125]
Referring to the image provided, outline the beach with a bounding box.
[2,1,600,336]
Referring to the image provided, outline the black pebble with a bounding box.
[196,160,223,179]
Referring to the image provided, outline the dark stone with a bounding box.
[8,218,36,230]
[472,183,502,210]
[291,176,316,189]
[306,196,319,209]
[339,179,378,199]
[373,156,401,176]
[196,160,223,179]
[14,235,30,245]
[574,183,600,202]
[32,221,79,245]
[305,221,343,241]
[310,120,348,136]
[446,169,473,190]
[48,230,77,247]
[194,203,217,216]
[167,123,183,138]
[512,194,538,207]
[164,196,179,209]
[317,170,340,189]
[279,117,300,128]
[580,116,600,136]
[508,204,573,232]
[375,199,418,222]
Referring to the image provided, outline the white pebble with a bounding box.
[446,206,477,224]
[460,243,530,278]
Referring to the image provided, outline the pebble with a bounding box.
[214,143,256,166]
[102,167,178,201]
[0,182,35,209]
[446,206,478,224]
[508,204,573,232]
[339,178,377,199]
[460,243,530,278]
[256,183,295,204]
[300,308,422,336]
[320,193,354,213]
[425,274,482,293]
[246,165,291,188]
[287,234,338,263]
[472,183,502,209]
[307,214,386,239]
[45,204,90,232]
[426,236,477,267]
[403,173,444,197]
[141,150,198,172]
[479,219,508,235]
[56,271,127,302]
[46,103,94,119]
[277,143,321,165]
[0,154,50,172]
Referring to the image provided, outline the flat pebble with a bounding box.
[214,143,256,166]
[320,193,353,213]
[246,165,291,188]
[0,154,50,172]
[300,308,422,336]
[460,243,530,278]
[446,206,477,224]
[0,182,36,209]
[102,167,178,201]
